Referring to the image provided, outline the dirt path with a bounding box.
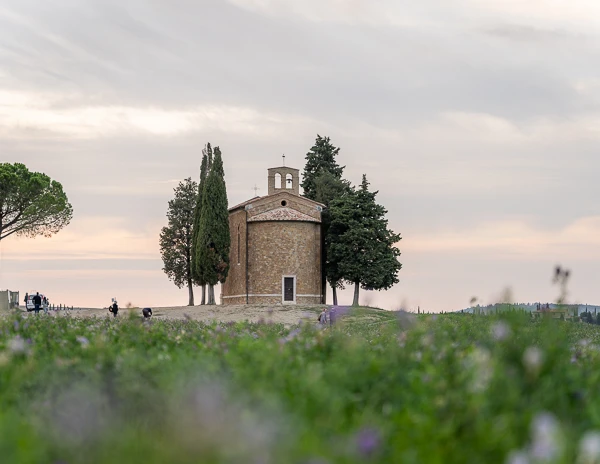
[14,304,327,326]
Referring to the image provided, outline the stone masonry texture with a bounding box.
[221,167,323,305]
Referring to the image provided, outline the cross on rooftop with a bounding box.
[253,184,260,196]
[282,154,286,166]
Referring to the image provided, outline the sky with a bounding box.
[1,0,599,311]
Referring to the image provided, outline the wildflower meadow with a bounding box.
[1,308,600,463]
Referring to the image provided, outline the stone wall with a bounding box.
[221,209,247,304]
[267,167,300,196]
[247,221,321,304]
[247,192,321,221]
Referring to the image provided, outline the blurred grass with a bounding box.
[0,309,600,463]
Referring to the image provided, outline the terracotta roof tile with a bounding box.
[248,207,320,223]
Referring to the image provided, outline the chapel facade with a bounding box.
[221,165,324,305]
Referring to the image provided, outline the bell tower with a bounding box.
[268,166,300,196]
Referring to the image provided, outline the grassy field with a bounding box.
[1,308,600,463]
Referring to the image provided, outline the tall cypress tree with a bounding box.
[196,146,230,305]
[301,135,345,200]
[191,144,212,305]
[302,135,346,303]
[327,175,402,306]
[313,170,351,305]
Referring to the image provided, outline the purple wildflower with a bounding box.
[356,427,381,457]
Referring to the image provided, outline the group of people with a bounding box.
[24,292,49,315]
[318,307,337,327]
[108,299,153,320]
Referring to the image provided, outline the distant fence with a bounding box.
[48,304,76,311]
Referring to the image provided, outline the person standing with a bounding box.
[32,292,42,315]
[109,300,119,318]
[318,308,327,326]
[24,293,29,309]
[43,296,49,314]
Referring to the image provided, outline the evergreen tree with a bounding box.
[159,178,198,306]
[301,135,345,200]
[0,163,73,241]
[302,135,346,303]
[196,146,230,305]
[313,170,351,305]
[328,175,402,306]
[191,144,212,304]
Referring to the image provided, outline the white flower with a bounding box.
[76,336,90,347]
[578,431,600,464]
[523,347,544,371]
[8,336,26,354]
[506,450,530,464]
[530,412,562,462]
[466,348,492,393]
[491,322,511,341]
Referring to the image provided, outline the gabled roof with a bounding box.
[248,207,320,223]
[229,196,262,211]
[229,192,325,212]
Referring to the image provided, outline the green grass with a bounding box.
[1,309,600,463]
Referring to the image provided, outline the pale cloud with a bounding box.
[227,0,600,32]
[1,216,161,260]
[1,0,599,311]
[409,216,600,259]
[464,0,600,30]
[0,90,319,139]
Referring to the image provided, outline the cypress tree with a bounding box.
[301,135,345,200]
[302,135,346,303]
[191,143,212,305]
[197,146,230,305]
[313,170,351,305]
[328,175,402,306]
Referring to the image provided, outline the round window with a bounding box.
[281,200,287,207]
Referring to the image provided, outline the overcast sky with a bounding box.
[1,0,599,311]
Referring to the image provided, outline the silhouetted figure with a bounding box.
[32,293,42,315]
[109,300,119,318]
[142,308,152,319]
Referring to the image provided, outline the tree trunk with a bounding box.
[201,285,206,305]
[352,281,360,306]
[321,231,327,304]
[332,284,338,306]
[207,285,215,305]
[188,279,194,306]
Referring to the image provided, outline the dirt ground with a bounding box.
[14,304,327,326]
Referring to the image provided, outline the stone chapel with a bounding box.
[221,165,324,305]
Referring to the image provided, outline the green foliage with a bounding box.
[314,171,352,292]
[328,175,402,304]
[301,135,345,200]
[191,145,211,286]
[2,311,600,463]
[197,147,231,287]
[0,162,73,241]
[159,178,198,302]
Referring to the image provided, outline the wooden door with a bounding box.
[283,277,294,302]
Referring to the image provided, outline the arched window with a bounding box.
[286,173,293,189]
[275,173,282,189]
